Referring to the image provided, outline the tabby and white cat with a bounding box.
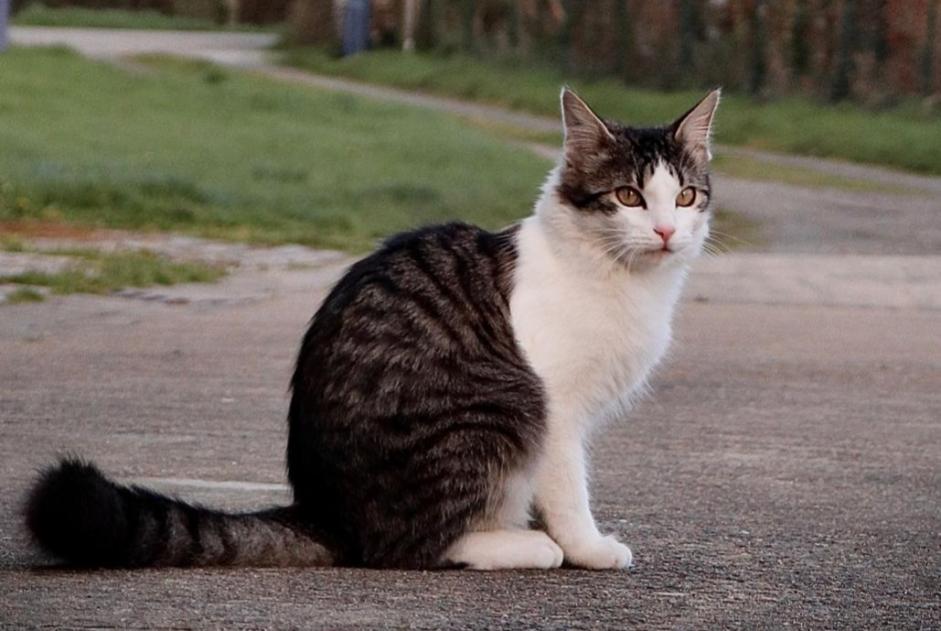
[26,88,719,570]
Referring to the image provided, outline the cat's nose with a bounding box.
[653,225,676,244]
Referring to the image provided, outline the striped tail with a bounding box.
[24,459,334,568]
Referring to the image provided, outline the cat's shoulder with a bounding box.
[378,222,517,256]
[324,222,520,307]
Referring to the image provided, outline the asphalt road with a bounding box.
[1,245,939,629]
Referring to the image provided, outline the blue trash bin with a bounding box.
[0,0,10,53]
[342,0,371,56]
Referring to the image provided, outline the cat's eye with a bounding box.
[615,187,644,207]
[676,187,697,207]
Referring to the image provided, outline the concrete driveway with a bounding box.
[1,235,939,629]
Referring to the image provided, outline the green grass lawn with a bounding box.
[0,246,225,300]
[5,287,46,304]
[12,4,271,32]
[0,47,555,252]
[282,48,941,176]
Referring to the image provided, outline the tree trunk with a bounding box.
[402,0,418,50]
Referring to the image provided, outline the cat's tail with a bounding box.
[24,458,334,568]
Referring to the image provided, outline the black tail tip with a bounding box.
[25,458,129,566]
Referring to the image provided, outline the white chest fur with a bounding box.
[510,216,687,430]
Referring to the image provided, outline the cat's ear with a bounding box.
[672,88,721,162]
[561,87,614,158]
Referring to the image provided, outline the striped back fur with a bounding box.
[288,222,545,568]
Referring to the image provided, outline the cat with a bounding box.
[24,87,719,570]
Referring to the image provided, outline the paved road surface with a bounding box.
[2,26,940,630]
[1,238,939,629]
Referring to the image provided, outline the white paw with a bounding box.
[447,530,564,570]
[530,533,565,569]
[563,534,633,570]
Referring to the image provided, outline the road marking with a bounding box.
[131,477,290,492]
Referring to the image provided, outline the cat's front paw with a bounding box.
[563,534,633,570]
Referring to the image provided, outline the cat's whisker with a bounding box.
[597,236,632,263]
[700,243,721,259]
[702,239,729,256]
[708,229,752,248]
[704,232,735,252]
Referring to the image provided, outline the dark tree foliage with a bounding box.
[416,0,436,50]
[613,0,633,82]
[791,0,811,78]
[869,0,889,67]
[748,0,768,96]
[678,0,704,70]
[280,0,939,104]
[506,0,520,48]
[26,0,173,12]
[921,0,938,95]
[289,0,337,48]
[830,0,858,102]
[237,0,291,25]
[461,0,475,53]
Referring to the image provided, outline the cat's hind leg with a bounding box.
[444,529,563,570]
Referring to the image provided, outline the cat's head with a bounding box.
[542,88,720,271]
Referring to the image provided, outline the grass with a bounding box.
[0,248,226,298]
[12,3,272,32]
[0,47,554,252]
[5,287,46,304]
[0,47,753,255]
[282,48,941,176]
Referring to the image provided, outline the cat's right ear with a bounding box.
[561,88,614,159]
[672,88,721,163]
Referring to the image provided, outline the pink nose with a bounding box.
[653,225,676,244]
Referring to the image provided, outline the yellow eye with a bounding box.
[676,187,697,207]
[615,187,644,207]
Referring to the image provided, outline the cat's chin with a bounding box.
[616,248,687,271]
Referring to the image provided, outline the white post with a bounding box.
[402,0,417,51]
[0,0,10,53]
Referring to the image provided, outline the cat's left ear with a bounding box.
[672,88,721,162]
